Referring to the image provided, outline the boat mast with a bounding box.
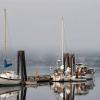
[4,8,7,58]
[61,16,64,66]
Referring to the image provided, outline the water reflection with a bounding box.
[0,81,95,100]
[51,80,95,100]
[0,86,27,100]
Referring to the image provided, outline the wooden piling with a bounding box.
[70,54,76,76]
[17,52,20,75]
[72,54,75,75]
[63,53,69,75]
[17,51,27,84]
[63,54,66,75]
[63,53,72,67]
[66,53,70,67]
[63,88,65,100]
[69,54,72,68]
[21,87,27,100]
[63,53,76,76]
[17,92,19,100]
[70,54,73,75]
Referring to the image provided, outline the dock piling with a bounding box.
[63,53,76,76]
[17,50,27,84]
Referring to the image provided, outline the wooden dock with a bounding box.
[26,75,51,85]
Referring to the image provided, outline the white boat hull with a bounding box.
[0,77,21,85]
[81,74,94,80]
[51,75,87,82]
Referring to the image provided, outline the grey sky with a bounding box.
[0,0,100,53]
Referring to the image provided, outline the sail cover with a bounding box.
[4,59,12,67]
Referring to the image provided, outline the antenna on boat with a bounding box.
[61,16,64,66]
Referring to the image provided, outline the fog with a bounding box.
[0,0,100,54]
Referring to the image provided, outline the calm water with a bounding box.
[0,54,100,100]
[0,73,99,100]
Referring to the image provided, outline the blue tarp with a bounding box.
[4,59,12,67]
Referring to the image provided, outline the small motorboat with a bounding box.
[75,63,95,80]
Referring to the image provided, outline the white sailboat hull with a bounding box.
[0,77,21,85]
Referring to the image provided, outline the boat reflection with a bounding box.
[0,86,27,100]
[51,80,95,100]
[75,80,95,95]
[0,81,95,100]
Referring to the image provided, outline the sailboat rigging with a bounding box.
[50,16,65,81]
[61,16,64,66]
[60,16,64,69]
[3,8,12,68]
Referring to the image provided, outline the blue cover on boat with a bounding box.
[4,59,12,67]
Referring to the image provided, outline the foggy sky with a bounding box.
[0,0,100,54]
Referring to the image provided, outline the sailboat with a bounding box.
[51,17,95,82]
[51,17,65,81]
[0,9,21,85]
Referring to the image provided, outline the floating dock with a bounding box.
[26,75,51,84]
[25,75,89,85]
